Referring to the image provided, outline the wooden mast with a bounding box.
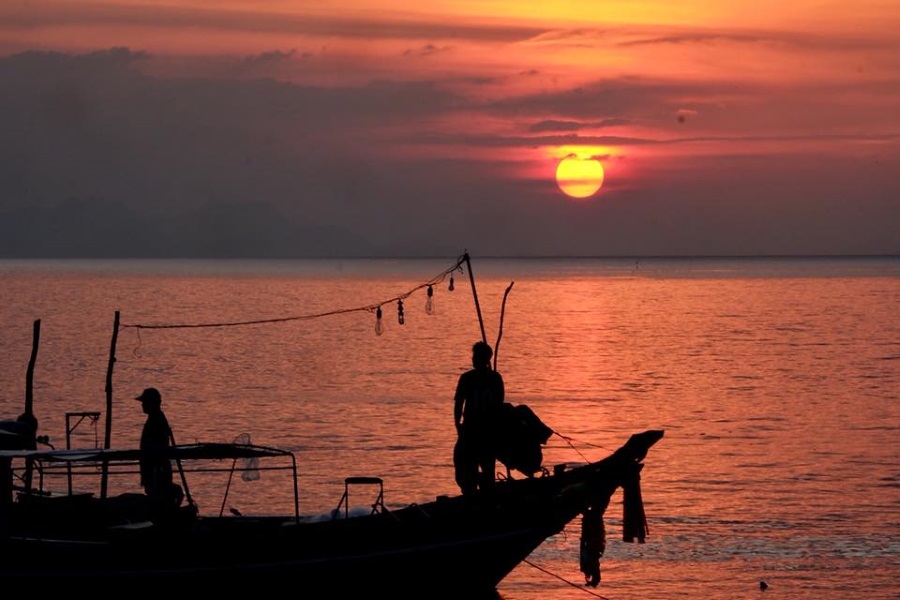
[22,319,40,491]
[24,319,40,418]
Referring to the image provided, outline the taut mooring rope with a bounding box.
[522,558,613,600]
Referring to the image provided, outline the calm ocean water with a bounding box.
[1,256,898,599]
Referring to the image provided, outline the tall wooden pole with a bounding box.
[22,319,40,491]
[100,310,120,499]
[463,252,487,345]
[24,319,40,418]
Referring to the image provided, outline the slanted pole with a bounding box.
[493,282,514,371]
[463,252,487,344]
[100,311,120,499]
[169,429,195,509]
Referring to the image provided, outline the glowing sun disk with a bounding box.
[556,156,604,199]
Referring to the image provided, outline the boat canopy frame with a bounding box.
[1,442,301,523]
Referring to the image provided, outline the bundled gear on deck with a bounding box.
[495,403,553,477]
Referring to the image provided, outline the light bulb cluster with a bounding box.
[372,274,457,335]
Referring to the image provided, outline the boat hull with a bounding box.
[4,491,572,591]
[2,431,664,594]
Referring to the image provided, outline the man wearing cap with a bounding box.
[135,387,180,513]
[453,341,505,498]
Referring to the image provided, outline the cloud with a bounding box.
[243,49,298,65]
[481,73,900,142]
[0,48,494,256]
[616,29,884,51]
[529,118,630,133]
[0,2,546,43]
[403,44,451,58]
[0,47,897,258]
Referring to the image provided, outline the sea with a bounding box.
[1,255,898,599]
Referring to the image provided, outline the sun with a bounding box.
[556,155,604,199]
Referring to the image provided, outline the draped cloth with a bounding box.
[579,504,605,587]
[622,470,648,543]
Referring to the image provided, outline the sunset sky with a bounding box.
[0,1,898,257]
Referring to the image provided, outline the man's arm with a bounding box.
[454,375,465,430]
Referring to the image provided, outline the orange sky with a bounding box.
[0,1,897,256]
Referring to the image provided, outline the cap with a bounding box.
[135,387,161,403]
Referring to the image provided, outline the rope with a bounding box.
[553,431,616,461]
[523,559,613,600]
[119,255,466,331]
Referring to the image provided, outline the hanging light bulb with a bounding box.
[375,306,383,336]
[397,299,405,325]
[448,275,455,292]
[425,285,434,315]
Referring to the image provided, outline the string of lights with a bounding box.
[119,253,468,336]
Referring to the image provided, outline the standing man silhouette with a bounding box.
[453,341,505,497]
[135,387,183,518]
